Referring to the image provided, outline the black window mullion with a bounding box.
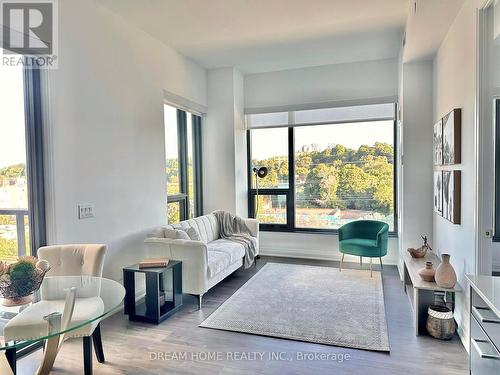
[287,126,295,229]
[177,109,189,220]
[23,66,46,256]
[192,114,203,217]
[494,99,500,241]
[247,130,254,217]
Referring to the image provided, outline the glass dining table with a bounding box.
[0,276,125,375]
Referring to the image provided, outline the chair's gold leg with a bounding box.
[37,287,77,375]
[379,257,383,269]
[370,258,373,278]
[339,253,344,272]
[360,256,362,268]
[37,335,60,375]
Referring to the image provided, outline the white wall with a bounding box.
[400,61,434,271]
[233,70,248,217]
[433,0,481,346]
[44,0,207,281]
[260,232,400,265]
[203,67,247,216]
[204,68,237,214]
[243,59,401,265]
[245,58,398,110]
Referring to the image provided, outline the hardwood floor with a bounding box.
[17,257,468,374]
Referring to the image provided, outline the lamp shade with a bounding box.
[253,166,268,178]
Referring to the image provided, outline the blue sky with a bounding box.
[0,64,26,169]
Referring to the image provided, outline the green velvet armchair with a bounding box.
[338,220,389,277]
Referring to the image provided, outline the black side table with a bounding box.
[123,260,182,324]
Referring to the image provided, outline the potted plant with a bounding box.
[0,256,50,306]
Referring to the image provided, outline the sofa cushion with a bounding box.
[164,228,190,240]
[170,214,219,243]
[183,227,201,241]
[339,238,380,257]
[206,239,245,278]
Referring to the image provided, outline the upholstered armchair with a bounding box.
[338,220,389,277]
[38,244,107,372]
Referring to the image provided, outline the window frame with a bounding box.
[0,59,48,359]
[493,99,500,241]
[247,104,398,236]
[23,66,47,255]
[166,107,203,223]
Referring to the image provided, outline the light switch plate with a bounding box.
[78,204,95,219]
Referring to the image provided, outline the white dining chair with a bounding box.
[38,244,107,374]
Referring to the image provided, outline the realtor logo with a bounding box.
[1,0,57,67]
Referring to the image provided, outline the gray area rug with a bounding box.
[200,263,390,351]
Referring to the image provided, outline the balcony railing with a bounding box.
[0,208,29,259]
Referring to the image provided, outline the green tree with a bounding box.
[374,142,394,160]
[0,163,26,178]
[302,164,338,207]
[295,154,312,180]
[336,164,373,210]
[249,141,394,221]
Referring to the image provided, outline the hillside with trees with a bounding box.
[252,142,394,227]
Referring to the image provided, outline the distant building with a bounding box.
[300,143,321,153]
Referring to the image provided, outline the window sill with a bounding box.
[258,226,398,238]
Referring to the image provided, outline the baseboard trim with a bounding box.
[397,262,404,281]
[260,247,399,265]
[457,323,468,353]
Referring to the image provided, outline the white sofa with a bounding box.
[144,213,259,308]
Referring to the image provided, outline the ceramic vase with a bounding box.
[418,261,435,282]
[435,254,457,288]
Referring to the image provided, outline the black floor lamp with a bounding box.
[252,166,268,215]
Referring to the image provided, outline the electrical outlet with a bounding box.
[78,204,94,220]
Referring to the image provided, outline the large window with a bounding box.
[164,104,203,224]
[0,63,29,260]
[248,103,397,234]
[0,51,46,259]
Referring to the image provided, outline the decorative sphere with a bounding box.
[36,260,50,272]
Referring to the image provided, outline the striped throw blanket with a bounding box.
[214,211,257,269]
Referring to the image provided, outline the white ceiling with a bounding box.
[98,0,408,74]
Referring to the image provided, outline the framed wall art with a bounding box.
[433,119,443,165]
[442,170,461,224]
[434,171,443,215]
[442,108,461,165]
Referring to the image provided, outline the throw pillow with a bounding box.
[183,227,202,242]
[164,228,190,240]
